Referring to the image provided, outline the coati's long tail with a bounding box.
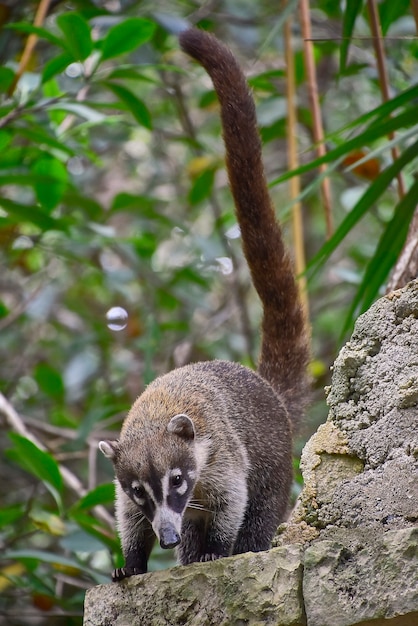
[179,28,310,429]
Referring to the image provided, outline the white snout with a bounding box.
[152,506,183,547]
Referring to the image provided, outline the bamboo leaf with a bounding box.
[344,176,418,332]
[271,107,418,187]
[341,0,364,72]
[308,139,418,271]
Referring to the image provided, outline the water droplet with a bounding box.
[106,306,128,331]
[216,257,233,275]
[66,62,83,78]
[12,235,34,250]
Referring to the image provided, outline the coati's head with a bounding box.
[99,413,209,549]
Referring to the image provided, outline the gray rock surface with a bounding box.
[84,282,418,626]
[84,544,304,626]
[304,527,418,626]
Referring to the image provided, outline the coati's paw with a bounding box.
[199,553,223,563]
[112,567,144,582]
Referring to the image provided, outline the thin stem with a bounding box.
[367,0,405,199]
[8,0,53,97]
[284,16,309,318]
[411,0,418,34]
[299,0,333,238]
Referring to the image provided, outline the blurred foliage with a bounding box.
[0,0,417,624]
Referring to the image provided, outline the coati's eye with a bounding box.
[131,482,145,500]
[171,473,182,488]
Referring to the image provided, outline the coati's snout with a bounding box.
[159,524,181,549]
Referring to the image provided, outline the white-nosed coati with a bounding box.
[99,26,310,581]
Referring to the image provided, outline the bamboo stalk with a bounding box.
[367,0,405,199]
[284,17,309,317]
[299,0,333,237]
[411,0,418,33]
[7,0,52,97]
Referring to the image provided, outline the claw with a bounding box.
[112,566,144,582]
[199,553,223,563]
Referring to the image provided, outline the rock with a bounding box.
[280,282,418,539]
[84,544,304,626]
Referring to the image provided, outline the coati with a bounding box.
[99,26,309,582]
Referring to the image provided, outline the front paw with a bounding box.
[112,567,144,582]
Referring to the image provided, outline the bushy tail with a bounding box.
[179,28,310,430]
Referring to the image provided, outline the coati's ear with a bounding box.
[99,440,120,460]
[167,414,195,440]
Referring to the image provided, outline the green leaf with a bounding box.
[111,191,157,214]
[104,82,152,129]
[0,197,66,231]
[48,101,106,123]
[7,434,63,509]
[0,130,12,151]
[15,126,75,156]
[34,363,65,400]
[6,22,64,48]
[188,168,215,205]
[106,67,158,83]
[1,548,106,583]
[100,17,155,61]
[308,139,418,272]
[379,0,410,35]
[30,510,67,536]
[0,67,15,93]
[340,0,363,72]
[72,483,115,511]
[0,505,24,529]
[70,511,120,553]
[57,12,93,61]
[42,52,73,83]
[344,177,418,332]
[2,549,79,568]
[32,156,68,211]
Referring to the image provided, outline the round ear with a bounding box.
[167,414,195,440]
[99,440,119,460]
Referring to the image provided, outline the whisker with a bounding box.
[187,500,211,513]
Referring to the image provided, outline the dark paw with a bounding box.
[199,553,223,563]
[112,567,144,582]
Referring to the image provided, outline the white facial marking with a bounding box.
[151,505,182,541]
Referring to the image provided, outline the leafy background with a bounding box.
[0,0,417,623]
